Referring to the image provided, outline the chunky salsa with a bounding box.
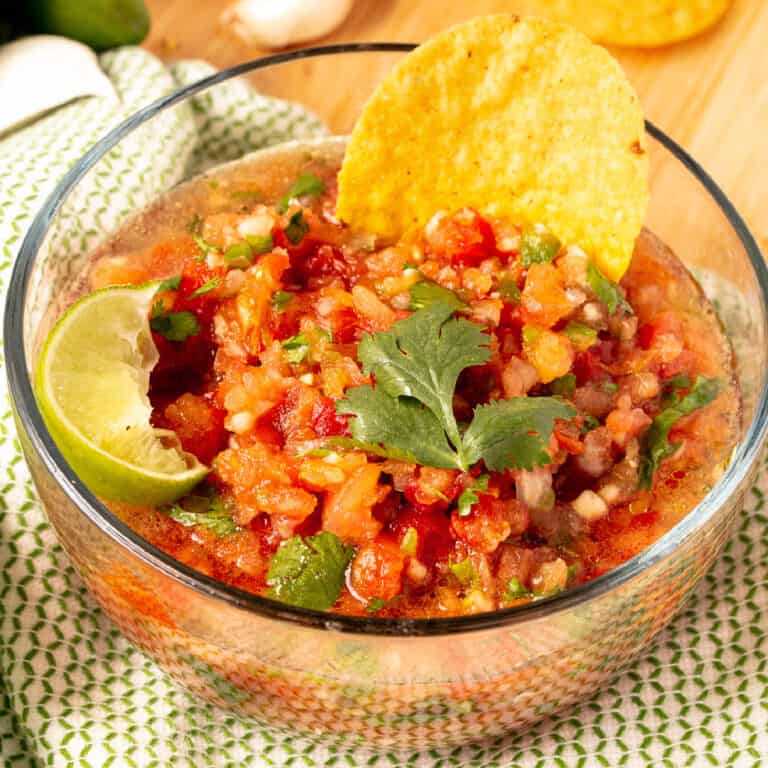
[89,141,739,618]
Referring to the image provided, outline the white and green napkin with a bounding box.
[0,46,766,767]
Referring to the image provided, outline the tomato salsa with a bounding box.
[90,141,739,618]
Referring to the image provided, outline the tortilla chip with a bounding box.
[337,15,648,282]
[526,0,731,47]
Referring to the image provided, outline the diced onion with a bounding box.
[515,468,554,511]
[571,490,609,521]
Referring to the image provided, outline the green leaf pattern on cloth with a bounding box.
[0,47,766,766]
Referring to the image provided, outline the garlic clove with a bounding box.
[223,0,354,49]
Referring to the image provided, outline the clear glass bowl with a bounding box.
[4,45,768,748]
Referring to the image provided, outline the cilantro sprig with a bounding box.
[408,280,467,311]
[189,277,221,299]
[336,385,461,468]
[150,301,200,342]
[165,495,238,536]
[266,531,354,610]
[277,172,324,213]
[661,374,693,407]
[336,303,576,473]
[638,375,720,489]
[549,373,576,397]
[282,333,310,364]
[341,302,488,468]
[157,275,181,292]
[456,475,489,516]
[365,597,389,614]
[587,261,632,315]
[285,210,309,245]
[463,397,575,471]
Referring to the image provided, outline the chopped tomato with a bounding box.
[389,505,453,566]
[349,537,406,602]
[573,348,608,385]
[270,385,318,445]
[174,259,226,317]
[311,396,350,437]
[150,328,215,395]
[553,420,583,455]
[424,208,496,268]
[330,307,361,344]
[520,263,576,328]
[451,496,527,554]
[637,322,656,350]
[159,393,226,465]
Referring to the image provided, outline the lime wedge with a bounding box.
[35,283,209,505]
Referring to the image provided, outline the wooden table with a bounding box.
[144,0,766,253]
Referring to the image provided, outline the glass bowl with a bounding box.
[4,45,768,749]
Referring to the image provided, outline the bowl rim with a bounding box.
[4,42,768,637]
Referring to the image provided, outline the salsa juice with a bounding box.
[86,139,740,618]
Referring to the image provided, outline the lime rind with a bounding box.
[35,282,209,506]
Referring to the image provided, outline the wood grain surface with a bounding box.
[144,0,766,252]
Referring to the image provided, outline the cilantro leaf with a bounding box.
[272,290,294,313]
[408,280,467,311]
[356,302,490,463]
[157,275,181,292]
[366,597,389,614]
[166,496,238,536]
[661,374,693,407]
[277,172,324,213]
[191,232,218,259]
[336,305,578,475]
[456,474,489,516]
[638,376,720,489]
[266,531,354,611]
[581,413,601,434]
[463,397,576,472]
[587,261,632,315]
[150,303,200,342]
[335,385,463,469]
[190,277,220,298]
[549,373,576,397]
[282,333,310,364]
[285,210,309,245]
[665,374,693,390]
[520,226,561,267]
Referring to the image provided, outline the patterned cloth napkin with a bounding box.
[0,47,766,768]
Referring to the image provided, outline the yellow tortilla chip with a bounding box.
[527,0,731,47]
[337,15,648,282]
